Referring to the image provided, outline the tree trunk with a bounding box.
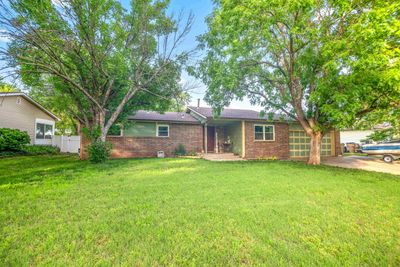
[98,110,107,142]
[308,132,322,165]
[100,129,107,142]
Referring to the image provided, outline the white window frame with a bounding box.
[35,118,55,144]
[254,124,275,142]
[156,123,169,137]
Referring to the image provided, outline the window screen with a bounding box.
[36,123,53,139]
[157,125,169,137]
[254,125,274,141]
[254,125,264,140]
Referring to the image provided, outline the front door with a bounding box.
[207,126,215,152]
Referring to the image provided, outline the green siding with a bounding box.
[226,122,242,155]
[124,122,156,137]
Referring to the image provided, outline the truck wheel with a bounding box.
[383,155,393,163]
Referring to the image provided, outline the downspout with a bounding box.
[204,123,208,154]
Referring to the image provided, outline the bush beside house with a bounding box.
[0,128,60,157]
[87,141,112,163]
[0,128,30,151]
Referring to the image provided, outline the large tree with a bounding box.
[0,0,192,142]
[194,0,399,164]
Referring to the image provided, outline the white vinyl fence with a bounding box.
[53,135,80,153]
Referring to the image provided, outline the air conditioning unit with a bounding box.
[157,151,165,158]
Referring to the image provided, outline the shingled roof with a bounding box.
[188,106,287,121]
[128,110,200,124]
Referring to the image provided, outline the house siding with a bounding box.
[80,123,203,159]
[124,122,156,137]
[340,130,373,144]
[244,121,290,159]
[0,95,55,144]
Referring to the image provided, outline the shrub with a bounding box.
[88,141,112,163]
[23,145,60,155]
[0,128,30,151]
[0,145,60,157]
[0,150,26,157]
[187,149,198,156]
[174,144,186,156]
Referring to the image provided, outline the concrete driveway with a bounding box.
[323,156,400,176]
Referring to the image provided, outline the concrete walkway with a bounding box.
[323,156,400,176]
[202,153,245,161]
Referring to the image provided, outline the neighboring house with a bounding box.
[340,130,374,145]
[340,124,392,145]
[81,106,341,159]
[0,92,59,145]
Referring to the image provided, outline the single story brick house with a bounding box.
[81,106,341,160]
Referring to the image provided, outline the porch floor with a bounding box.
[202,153,245,161]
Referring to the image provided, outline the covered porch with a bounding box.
[203,119,245,157]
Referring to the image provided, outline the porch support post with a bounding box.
[241,120,246,158]
[204,123,208,154]
[215,127,218,153]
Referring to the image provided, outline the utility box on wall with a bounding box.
[157,151,165,158]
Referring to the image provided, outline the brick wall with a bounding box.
[244,121,290,159]
[86,123,204,159]
[79,131,89,160]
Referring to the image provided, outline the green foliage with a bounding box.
[256,156,278,161]
[2,0,191,143]
[0,145,60,157]
[81,126,102,142]
[22,145,60,155]
[88,141,112,163]
[194,0,399,131]
[364,129,399,142]
[0,155,399,265]
[174,144,187,156]
[186,149,198,156]
[108,124,122,136]
[0,82,19,92]
[0,128,30,151]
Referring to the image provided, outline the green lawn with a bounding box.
[1,155,399,266]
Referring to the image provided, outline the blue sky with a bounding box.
[0,0,260,110]
[118,0,259,110]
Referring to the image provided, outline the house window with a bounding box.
[157,124,169,137]
[254,125,275,141]
[36,123,53,139]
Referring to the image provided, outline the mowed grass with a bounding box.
[1,155,399,266]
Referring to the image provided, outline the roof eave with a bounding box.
[186,107,207,119]
[207,117,292,122]
[0,92,60,121]
[127,118,201,124]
